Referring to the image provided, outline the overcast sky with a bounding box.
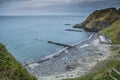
[0,0,120,15]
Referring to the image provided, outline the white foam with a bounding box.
[79,44,89,48]
[89,33,94,40]
[72,33,94,46]
[40,47,68,61]
[28,63,39,69]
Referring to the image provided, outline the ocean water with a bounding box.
[0,15,89,63]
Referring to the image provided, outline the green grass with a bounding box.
[85,8,120,31]
[111,46,120,51]
[101,19,120,43]
[0,43,37,80]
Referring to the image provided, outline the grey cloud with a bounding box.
[0,0,120,15]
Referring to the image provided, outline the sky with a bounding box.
[0,0,120,15]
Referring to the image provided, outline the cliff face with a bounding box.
[0,43,36,80]
[73,7,120,32]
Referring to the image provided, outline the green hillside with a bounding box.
[101,19,120,43]
[0,43,36,80]
[73,7,120,32]
[73,7,120,43]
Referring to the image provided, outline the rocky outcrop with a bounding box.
[73,7,120,32]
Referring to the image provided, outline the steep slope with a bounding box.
[73,7,120,32]
[0,43,36,80]
[101,19,120,43]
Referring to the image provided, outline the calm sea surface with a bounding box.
[0,15,89,63]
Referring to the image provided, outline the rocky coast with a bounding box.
[26,32,111,80]
[26,7,120,80]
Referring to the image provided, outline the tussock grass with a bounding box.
[0,43,36,80]
[101,19,120,43]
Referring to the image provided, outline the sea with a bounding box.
[0,15,89,64]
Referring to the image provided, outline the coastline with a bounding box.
[24,32,92,66]
[37,32,93,62]
[26,32,111,80]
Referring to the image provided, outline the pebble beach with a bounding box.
[26,32,111,80]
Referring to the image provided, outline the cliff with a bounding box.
[0,43,36,80]
[101,19,120,43]
[65,7,120,80]
[73,7,120,32]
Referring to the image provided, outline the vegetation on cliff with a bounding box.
[65,7,120,80]
[73,7,120,32]
[0,43,36,80]
[101,19,120,43]
[74,7,120,43]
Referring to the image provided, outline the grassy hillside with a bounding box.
[74,8,120,43]
[0,43,36,80]
[86,8,120,30]
[73,7,120,32]
[101,19,120,43]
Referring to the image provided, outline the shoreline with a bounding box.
[38,32,94,62]
[26,32,111,80]
[24,32,93,66]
